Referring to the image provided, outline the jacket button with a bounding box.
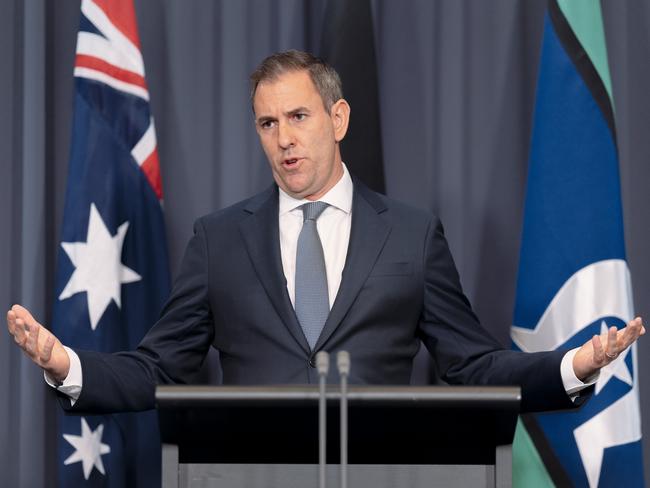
[309,357,316,368]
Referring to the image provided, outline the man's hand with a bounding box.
[573,316,645,381]
[6,304,70,383]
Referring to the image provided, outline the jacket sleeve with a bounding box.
[417,216,578,413]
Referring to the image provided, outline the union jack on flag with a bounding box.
[52,0,169,486]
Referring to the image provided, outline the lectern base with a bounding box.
[163,442,512,488]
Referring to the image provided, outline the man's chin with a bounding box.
[276,177,313,200]
[286,188,312,200]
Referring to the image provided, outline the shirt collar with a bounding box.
[278,163,353,215]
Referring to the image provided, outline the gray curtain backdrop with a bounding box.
[1,0,649,486]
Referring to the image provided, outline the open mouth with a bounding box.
[283,158,302,168]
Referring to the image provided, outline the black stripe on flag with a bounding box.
[521,414,573,487]
[548,0,617,146]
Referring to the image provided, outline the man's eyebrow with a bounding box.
[286,106,311,116]
[256,107,312,124]
[256,115,275,125]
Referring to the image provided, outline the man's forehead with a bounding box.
[258,69,313,88]
[253,70,322,111]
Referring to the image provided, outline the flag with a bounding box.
[319,0,386,193]
[52,0,170,486]
[510,0,643,486]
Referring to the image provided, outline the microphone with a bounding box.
[316,351,330,488]
[337,351,350,488]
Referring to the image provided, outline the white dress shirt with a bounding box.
[46,162,596,402]
[279,163,353,308]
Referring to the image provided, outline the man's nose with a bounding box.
[277,121,295,149]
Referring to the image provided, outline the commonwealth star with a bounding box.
[59,203,141,330]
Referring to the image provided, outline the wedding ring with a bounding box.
[605,351,618,359]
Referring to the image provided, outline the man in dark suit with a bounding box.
[6,50,645,414]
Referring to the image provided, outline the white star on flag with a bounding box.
[63,417,111,480]
[59,203,141,330]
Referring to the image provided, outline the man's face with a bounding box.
[253,70,348,201]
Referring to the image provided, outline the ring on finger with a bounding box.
[605,351,618,359]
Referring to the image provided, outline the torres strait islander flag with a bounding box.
[511,1,643,487]
[51,0,170,486]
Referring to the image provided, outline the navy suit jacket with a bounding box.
[67,179,577,414]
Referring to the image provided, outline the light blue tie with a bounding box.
[295,201,330,349]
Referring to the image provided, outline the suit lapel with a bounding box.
[238,186,311,354]
[314,182,391,350]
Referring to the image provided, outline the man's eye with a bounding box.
[260,120,275,129]
[293,113,306,121]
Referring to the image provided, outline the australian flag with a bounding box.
[510,1,643,487]
[51,0,170,486]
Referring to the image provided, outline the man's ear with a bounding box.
[330,99,350,142]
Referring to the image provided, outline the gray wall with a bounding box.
[1,0,649,486]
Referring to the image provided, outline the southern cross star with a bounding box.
[59,203,141,330]
[63,417,111,480]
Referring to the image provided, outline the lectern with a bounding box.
[157,385,520,488]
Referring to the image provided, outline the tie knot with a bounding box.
[301,201,329,222]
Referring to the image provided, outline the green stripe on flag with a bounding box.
[513,418,555,488]
[556,0,614,105]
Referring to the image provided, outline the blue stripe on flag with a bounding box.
[514,14,625,332]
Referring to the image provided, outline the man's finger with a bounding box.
[640,316,646,335]
[621,320,639,344]
[606,326,618,357]
[13,318,26,345]
[7,310,17,334]
[7,312,16,336]
[12,304,35,324]
[619,317,643,348]
[41,335,54,363]
[29,325,41,355]
[25,322,41,358]
[592,334,605,364]
[632,317,644,334]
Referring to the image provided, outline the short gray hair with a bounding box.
[250,50,343,112]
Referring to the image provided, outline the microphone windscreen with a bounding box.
[316,351,330,375]
[337,350,350,375]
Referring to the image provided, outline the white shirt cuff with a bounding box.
[561,347,599,401]
[43,346,83,406]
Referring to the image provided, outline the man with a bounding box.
[6,50,645,414]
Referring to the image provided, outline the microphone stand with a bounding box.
[316,351,330,488]
[337,351,350,488]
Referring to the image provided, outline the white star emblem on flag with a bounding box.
[63,417,111,479]
[59,203,141,330]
